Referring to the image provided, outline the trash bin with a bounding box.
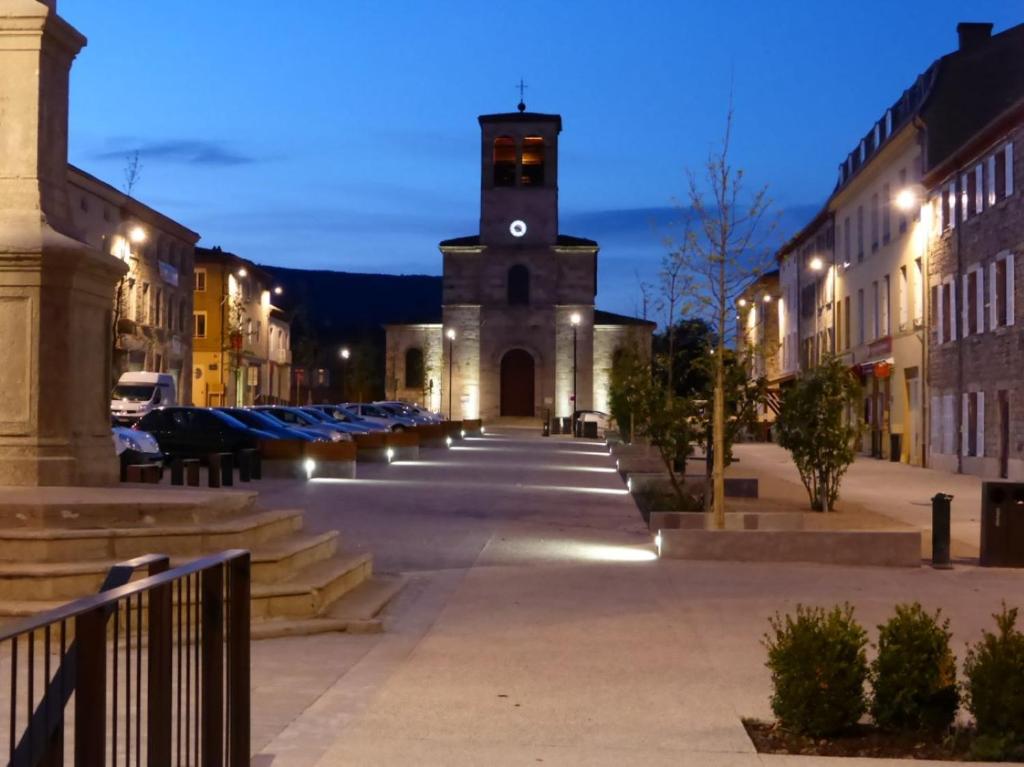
[890,434,901,462]
[980,482,1024,567]
[931,493,953,569]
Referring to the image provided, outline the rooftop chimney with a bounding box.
[957,22,994,52]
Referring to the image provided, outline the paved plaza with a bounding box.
[250,428,1023,766]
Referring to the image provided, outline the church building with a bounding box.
[385,106,654,423]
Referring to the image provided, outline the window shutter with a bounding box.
[976,267,986,333]
[962,274,970,337]
[990,262,998,329]
[936,283,944,344]
[1008,255,1016,326]
[950,279,958,340]
[1006,142,1014,197]
[987,156,997,206]
[975,164,985,213]
[961,393,969,456]
[977,391,985,457]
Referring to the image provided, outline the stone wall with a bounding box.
[927,122,1023,479]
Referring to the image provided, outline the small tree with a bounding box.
[776,355,862,511]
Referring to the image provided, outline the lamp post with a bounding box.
[570,312,581,437]
[339,347,350,401]
[446,328,456,419]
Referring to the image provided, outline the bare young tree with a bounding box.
[677,104,776,529]
[123,150,142,196]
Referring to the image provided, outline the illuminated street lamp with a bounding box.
[237,267,248,278]
[570,312,581,437]
[339,347,350,399]
[808,256,825,272]
[446,328,456,419]
[737,298,747,308]
[762,294,773,303]
[128,225,147,244]
[894,187,919,212]
[273,286,283,296]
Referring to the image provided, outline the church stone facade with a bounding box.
[386,109,653,422]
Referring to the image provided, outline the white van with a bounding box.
[110,372,177,424]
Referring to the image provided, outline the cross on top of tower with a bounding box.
[516,78,528,113]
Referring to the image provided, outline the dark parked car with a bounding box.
[216,407,322,442]
[136,407,268,460]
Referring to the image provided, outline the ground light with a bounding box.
[626,478,632,492]
[460,429,466,438]
[303,458,316,479]
[655,531,663,557]
[445,436,453,447]
[386,447,395,463]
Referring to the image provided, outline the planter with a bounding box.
[648,511,805,532]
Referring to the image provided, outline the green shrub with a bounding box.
[964,604,1024,758]
[870,603,959,732]
[764,604,868,737]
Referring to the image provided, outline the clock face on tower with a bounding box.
[509,219,527,238]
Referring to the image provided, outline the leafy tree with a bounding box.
[651,318,713,398]
[775,355,862,511]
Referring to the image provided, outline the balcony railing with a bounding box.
[0,551,250,767]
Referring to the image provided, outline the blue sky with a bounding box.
[63,1,1020,317]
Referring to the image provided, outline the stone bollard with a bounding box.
[183,458,200,486]
[931,492,953,569]
[170,458,184,486]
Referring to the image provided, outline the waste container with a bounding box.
[979,482,1024,567]
[889,434,901,462]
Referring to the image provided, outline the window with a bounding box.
[898,266,909,329]
[843,296,850,350]
[870,193,879,251]
[938,277,957,343]
[155,288,163,327]
[913,258,924,326]
[871,281,880,339]
[994,147,1007,203]
[404,348,425,389]
[856,206,864,261]
[194,268,206,292]
[882,183,891,243]
[942,394,955,455]
[963,391,985,457]
[964,268,980,336]
[138,282,149,324]
[857,289,865,345]
[882,274,890,336]
[960,172,970,222]
[193,312,207,338]
[493,136,516,187]
[843,216,851,265]
[507,264,530,305]
[898,168,908,233]
[835,299,843,351]
[991,252,1015,328]
[521,136,545,186]
[966,169,978,217]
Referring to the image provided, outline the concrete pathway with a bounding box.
[731,443,986,557]
[252,429,1023,766]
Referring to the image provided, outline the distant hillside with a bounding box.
[261,266,442,335]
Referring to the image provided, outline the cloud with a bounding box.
[92,139,259,167]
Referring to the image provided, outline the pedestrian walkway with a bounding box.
[252,428,1022,766]
[731,443,985,557]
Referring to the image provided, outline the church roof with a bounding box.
[594,309,657,328]
[478,112,562,130]
[438,234,598,249]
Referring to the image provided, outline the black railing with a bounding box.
[0,550,250,767]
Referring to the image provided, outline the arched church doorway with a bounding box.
[500,349,535,417]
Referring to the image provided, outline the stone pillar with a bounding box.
[0,0,126,485]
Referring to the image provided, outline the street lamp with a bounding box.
[128,225,147,244]
[273,286,283,296]
[894,186,920,212]
[339,347,350,400]
[570,312,581,437]
[808,256,825,272]
[446,328,456,419]
[237,267,248,278]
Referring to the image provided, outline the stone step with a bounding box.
[0,488,258,530]
[251,574,407,639]
[250,552,373,621]
[0,509,305,563]
[250,531,340,582]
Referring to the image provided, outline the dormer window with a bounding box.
[521,136,545,186]
[493,136,516,187]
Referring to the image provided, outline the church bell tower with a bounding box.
[478,108,561,247]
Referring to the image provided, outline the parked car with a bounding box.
[110,371,176,424]
[299,407,378,435]
[112,424,163,466]
[308,404,389,432]
[340,403,416,431]
[574,410,611,436]
[374,401,443,423]
[216,407,324,442]
[253,406,353,442]
[135,407,270,460]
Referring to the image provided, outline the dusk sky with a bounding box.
[63,1,1021,318]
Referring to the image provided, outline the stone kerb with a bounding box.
[658,529,922,567]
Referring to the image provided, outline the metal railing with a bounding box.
[0,550,251,767]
